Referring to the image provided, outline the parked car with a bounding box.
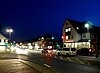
[56,48,77,56]
[14,47,28,54]
[77,48,95,56]
[5,46,11,52]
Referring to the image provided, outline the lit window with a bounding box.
[75,43,78,48]
[66,36,68,40]
[65,29,68,32]
[65,27,71,32]
[68,28,71,31]
[72,43,74,48]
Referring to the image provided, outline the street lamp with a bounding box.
[85,23,89,32]
[6,28,13,43]
[85,23,90,48]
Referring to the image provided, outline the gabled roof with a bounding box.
[67,18,98,34]
[0,34,7,39]
[67,19,87,34]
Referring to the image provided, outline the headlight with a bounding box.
[16,48,28,54]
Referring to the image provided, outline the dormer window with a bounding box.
[66,36,68,40]
[66,29,69,32]
[68,28,71,31]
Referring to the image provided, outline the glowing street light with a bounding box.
[85,23,89,32]
[6,28,13,43]
[85,23,90,48]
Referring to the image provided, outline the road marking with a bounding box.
[67,57,72,61]
[75,58,85,64]
[44,64,51,68]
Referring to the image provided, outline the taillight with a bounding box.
[47,50,51,53]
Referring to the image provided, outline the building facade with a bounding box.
[22,34,58,50]
[0,34,8,52]
[62,19,98,50]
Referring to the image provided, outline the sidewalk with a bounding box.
[0,59,40,73]
[76,55,100,61]
[0,59,56,73]
[75,55,100,68]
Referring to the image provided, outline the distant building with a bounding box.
[62,19,100,50]
[0,33,8,51]
[25,34,58,50]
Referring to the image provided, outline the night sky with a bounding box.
[0,0,100,42]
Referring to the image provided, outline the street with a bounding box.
[0,51,100,73]
[1,0,100,73]
[0,59,40,73]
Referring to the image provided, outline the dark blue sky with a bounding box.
[0,0,100,42]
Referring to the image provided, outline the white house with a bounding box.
[62,19,98,50]
[0,34,8,52]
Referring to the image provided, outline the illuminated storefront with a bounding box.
[64,42,90,50]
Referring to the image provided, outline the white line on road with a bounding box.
[44,64,51,68]
[67,57,72,61]
[75,58,85,64]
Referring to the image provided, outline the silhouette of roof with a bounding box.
[67,18,98,34]
[25,34,53,43]
[0,34,7,39]
[67,19,87,34]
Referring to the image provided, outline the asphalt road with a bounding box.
[0,52,100,73]
[0,59,40,73]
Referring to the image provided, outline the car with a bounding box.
[5,46,11,52]
[77,48,95,56]
[15,47,28,54]
[56,48,77,56]
[41,48,54,53]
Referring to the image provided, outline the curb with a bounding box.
[18,59,56,73]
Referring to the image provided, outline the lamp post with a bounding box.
[85,23,89,32]
[6,28,13,43]
[85,23,90,48]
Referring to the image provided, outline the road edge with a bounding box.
[18,59,56,73]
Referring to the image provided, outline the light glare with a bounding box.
[85,23,89,28]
